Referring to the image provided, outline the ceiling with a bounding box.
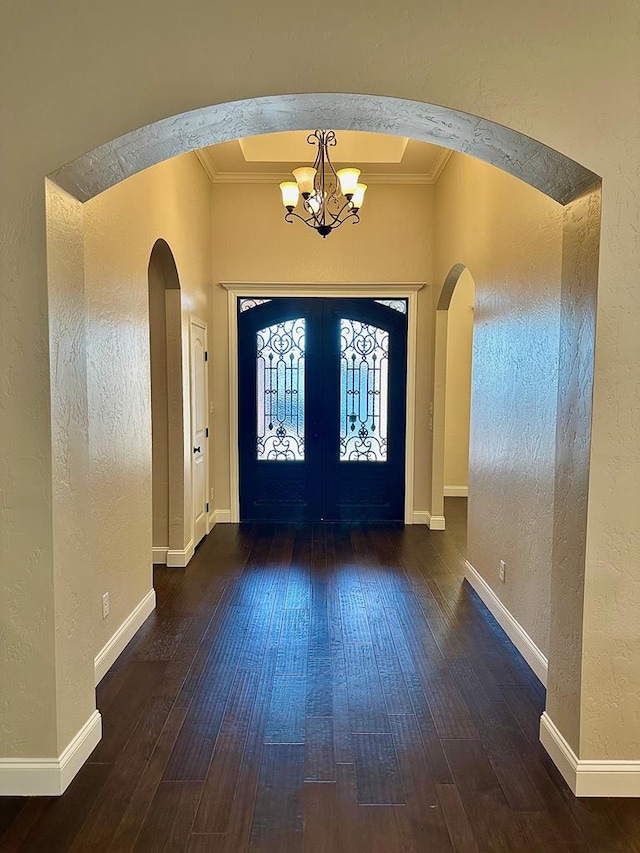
[195,130,452,185]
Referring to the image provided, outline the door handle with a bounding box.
[193,446,201,454]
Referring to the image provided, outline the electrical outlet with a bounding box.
[102,592,110,619]
[499,560,506,583]
[210,487,214,501]
[209,401,214,415]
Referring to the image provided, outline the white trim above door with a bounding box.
[223,282,425,524]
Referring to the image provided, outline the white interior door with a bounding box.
[190,318,208,548]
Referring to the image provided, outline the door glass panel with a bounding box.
[340,319,389,461]
[375,299,407,314]
[256,318,305,460]
[240,297,272,312]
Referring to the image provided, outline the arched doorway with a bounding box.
[147,239,186,565]
[431,264,476,526]
[43,92,600,795]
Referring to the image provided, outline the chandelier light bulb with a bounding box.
[292,167,316,197]
[279,181,300,210]
[307,192,323,215]
[351,182,367,210]
[337,168,361,199]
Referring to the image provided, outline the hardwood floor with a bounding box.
[3,499,640,852]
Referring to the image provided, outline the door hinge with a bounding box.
[204,350,208,362]
[206,501,210,513]
[205,427,209,438]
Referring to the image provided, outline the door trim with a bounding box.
[224,282,425,524]
[189,316,210,546]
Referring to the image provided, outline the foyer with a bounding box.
[3,500,640,852]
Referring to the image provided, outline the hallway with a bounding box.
[2,500,640,852]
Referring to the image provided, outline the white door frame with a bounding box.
[223,282,425,524]
[189,316,210,547]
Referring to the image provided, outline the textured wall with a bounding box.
[444,269,475,489]
[434,154,564,657]
[209,181,434,513]
[148,256,170,548]
[0,165,58,757]
[1,0,639,766]
[46,183,99,753]
[84,153,211,659]
[544,189,601,755]
[148,242,186,554]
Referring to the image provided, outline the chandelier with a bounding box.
[279,130,367,238]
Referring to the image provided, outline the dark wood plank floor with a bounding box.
[4,499,640,852]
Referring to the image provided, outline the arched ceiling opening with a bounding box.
[50,93,599,205]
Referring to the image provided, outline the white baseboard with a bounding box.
[213,508,232,523]
[94,589,156,685]
[413,509,444,530]
[207,508,231,531]
[412,510,446,529]
[464,559,548,686]
[0,710,102,796]
[167,539,194,568]
[152,546,168,565]
[427,512,446,530]
[444,485,468,497]
[540,712,640,797]
[412,509,444,530]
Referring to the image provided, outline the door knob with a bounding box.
[193,446,201,454]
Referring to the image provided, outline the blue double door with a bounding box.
[238,297,407,522]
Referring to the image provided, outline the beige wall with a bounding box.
[1,0,639,774]
[47,183,96,755]
[209,181,434,513]
[84,152,211,659]
[148,244,185,555]
[434,153,563,656]
[148,257,170,548]
[444,269,475,489]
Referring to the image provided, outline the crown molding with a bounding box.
[211,170,441,186]
[193,148,218,182]
[430,148,454,182]
[194,149,455,187]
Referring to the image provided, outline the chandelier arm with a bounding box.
[301,196,323,230]
[326,208,361,231]
[323,198,359,227]
[284,209,328,230]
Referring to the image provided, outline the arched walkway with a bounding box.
[148,239,186,564]
[51,94,598,205]
[43,92,601,795]
[431,264,476,525]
